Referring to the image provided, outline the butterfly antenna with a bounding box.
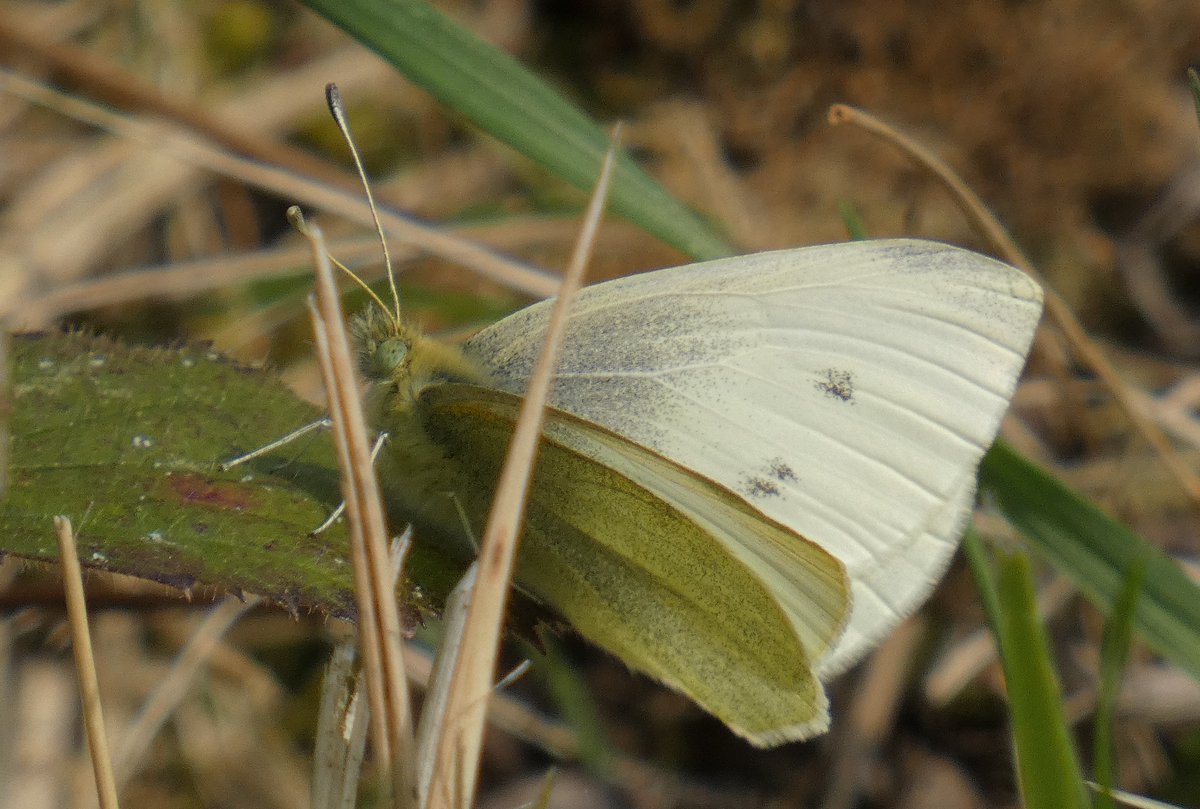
[286,207,392,317]
[326,83,402,326]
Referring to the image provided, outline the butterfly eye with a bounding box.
[375,339,408,374]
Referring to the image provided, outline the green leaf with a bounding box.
[992,549,1091,809]
[0,331,474,620]
[0,331,566,641]
[1,331,351,614]
[299,0,731,260]
[1095,554,1149,809]
[979,441,1200,682]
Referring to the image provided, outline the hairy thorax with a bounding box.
[352,308,491,556]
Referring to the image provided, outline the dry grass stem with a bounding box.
[1129,379,1200,452]
[305,220,414,805]
[828,103,1200,505]
[0,70,558,301]
[0,15,363,193]
[819,617,925,809]
[309,533,413,809]
[12,212,633,330]
[307,288,393,791]
[12,241,377,328]
[0,47,397,288]
[415,563,478,808]
[110,595,262,790]
[9,211,633,331]
[425,130,623,809]
[313,641,370,809]
[402,641,578,761]
[54,515,121,809]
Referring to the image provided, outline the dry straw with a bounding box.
[304,219,416,804]
[54,516,121,809]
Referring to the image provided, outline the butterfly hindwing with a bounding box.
[418,382,850,746]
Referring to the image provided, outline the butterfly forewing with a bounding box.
[464,239,1043,675]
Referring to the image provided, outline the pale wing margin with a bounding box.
[466,239,1044,675]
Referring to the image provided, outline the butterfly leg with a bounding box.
[493,659,531,691]
[444,491,480,553]
[220,418,333,471]
[309,432,390,535]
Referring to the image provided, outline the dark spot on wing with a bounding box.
[815,368,855,403]
[741,457,797,499]
[768,457,797,482]
[743,476,781,498]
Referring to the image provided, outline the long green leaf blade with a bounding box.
[1095,554,1149,809]
[979,441,1200,681]
[300,0,731,260]
[994,550,1091,809]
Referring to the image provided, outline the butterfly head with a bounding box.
[352,306,487,414]
[316,85,486,417]
[353,305,411,382]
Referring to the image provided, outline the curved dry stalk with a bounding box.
[828,103,1200,505]
[0,70,559,303]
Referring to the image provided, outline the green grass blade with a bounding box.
[965,533,1091,809]
[993,549,1091,809]
[301,0,731,260]
[962,529,1003,628]
[1094,554,1149,809]
[527,637,615,780]
[979,441,1200,681]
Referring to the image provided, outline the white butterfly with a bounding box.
[462,238,1043,682]
[284,236,1047,747]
